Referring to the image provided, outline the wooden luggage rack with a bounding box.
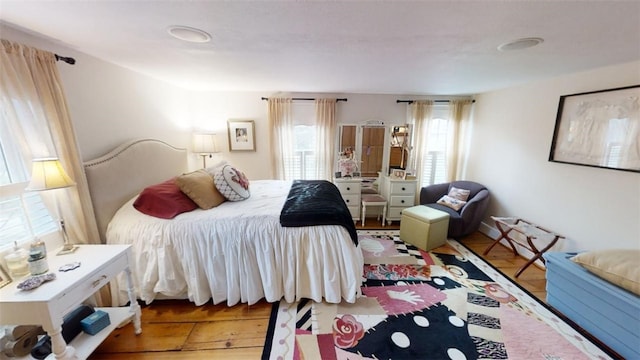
[484,216,564,277]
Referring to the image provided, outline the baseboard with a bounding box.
[479,221,499,239]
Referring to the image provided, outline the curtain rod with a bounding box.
[55,54,76,65]
[396,99,475,104]
[261,97,347,102]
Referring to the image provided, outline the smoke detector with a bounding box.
[498,37,544,51]
[167,26,211,43]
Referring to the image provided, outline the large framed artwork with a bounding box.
[549,85,639,173]
[227,120,256,152]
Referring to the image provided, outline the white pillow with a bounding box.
[437,195,467,211]
[448,186,470,201]
[213,165,250,201]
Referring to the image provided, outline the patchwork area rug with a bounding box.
[263,231,614,360]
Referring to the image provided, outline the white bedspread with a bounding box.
[107,180,364,306]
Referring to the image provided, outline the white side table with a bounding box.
[333,177,362,222]
[0,245,141,359]
[379,175,417,225]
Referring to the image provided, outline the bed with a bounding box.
[84,139,364,307]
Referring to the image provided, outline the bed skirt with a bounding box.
[109,221,363,306]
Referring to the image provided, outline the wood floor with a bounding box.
[89,219,548,359]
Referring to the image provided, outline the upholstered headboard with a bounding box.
[84,139,188,243]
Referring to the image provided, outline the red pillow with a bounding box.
[133,178,198,219]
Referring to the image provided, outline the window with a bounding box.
[0,109,57,249]
[418,109,451,188]
[282,103,319,180]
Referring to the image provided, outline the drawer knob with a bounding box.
[92,275,107,288]
[402,187,406,191]
[346,187,350,191]
[346,199,350,203]
[401,200,405,204]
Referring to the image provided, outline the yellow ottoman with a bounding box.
[400,206,450,251]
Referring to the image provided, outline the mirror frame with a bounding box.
[337,123,410,177]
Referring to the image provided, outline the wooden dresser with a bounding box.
[333,177,362,222]
[379,175,417,225]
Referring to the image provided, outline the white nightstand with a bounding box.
[333,177,362,222]
[0,245,141,359]
[379,175,417,225]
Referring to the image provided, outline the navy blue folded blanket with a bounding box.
[280,180,358,246]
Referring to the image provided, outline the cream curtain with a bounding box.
[408,100,434,187]
[1,40,100,245]
[446,99,473,181]
[314,98,337,180]
[268,98,294,180]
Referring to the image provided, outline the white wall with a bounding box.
[467,61,640,252]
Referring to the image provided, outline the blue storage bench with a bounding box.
[544,252,640,359]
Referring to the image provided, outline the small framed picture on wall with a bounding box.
[228,120,256,151]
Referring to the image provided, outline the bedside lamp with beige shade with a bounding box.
[26,158,77,255]
[193,132,219,168]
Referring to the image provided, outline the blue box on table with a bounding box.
[80,310,111,335]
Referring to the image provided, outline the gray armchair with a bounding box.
[419,180,490,239]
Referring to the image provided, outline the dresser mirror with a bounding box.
[389,125,410,171]
[338,124,410,178]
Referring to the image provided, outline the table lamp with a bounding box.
[26,158,77,255]
[192,132,219,168]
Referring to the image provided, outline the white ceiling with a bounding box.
[1,1,639,95]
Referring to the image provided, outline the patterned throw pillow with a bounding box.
[437,195,467,211]
[213,165,250,201]
[204,160,229,178]
[448,186,471,201]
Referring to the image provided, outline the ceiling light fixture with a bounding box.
[497,37,544,51]
[167,25,211,43]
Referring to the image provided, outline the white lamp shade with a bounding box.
[26,158,76,191]
[193,133,218,154]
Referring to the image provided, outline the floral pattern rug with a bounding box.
[262,231,613,360]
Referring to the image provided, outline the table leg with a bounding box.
[43,325,76,360]
[362,204,366,227]
[382,204,387,227]
[124,267,142,335]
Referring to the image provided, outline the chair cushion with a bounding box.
[362,194,386,203]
